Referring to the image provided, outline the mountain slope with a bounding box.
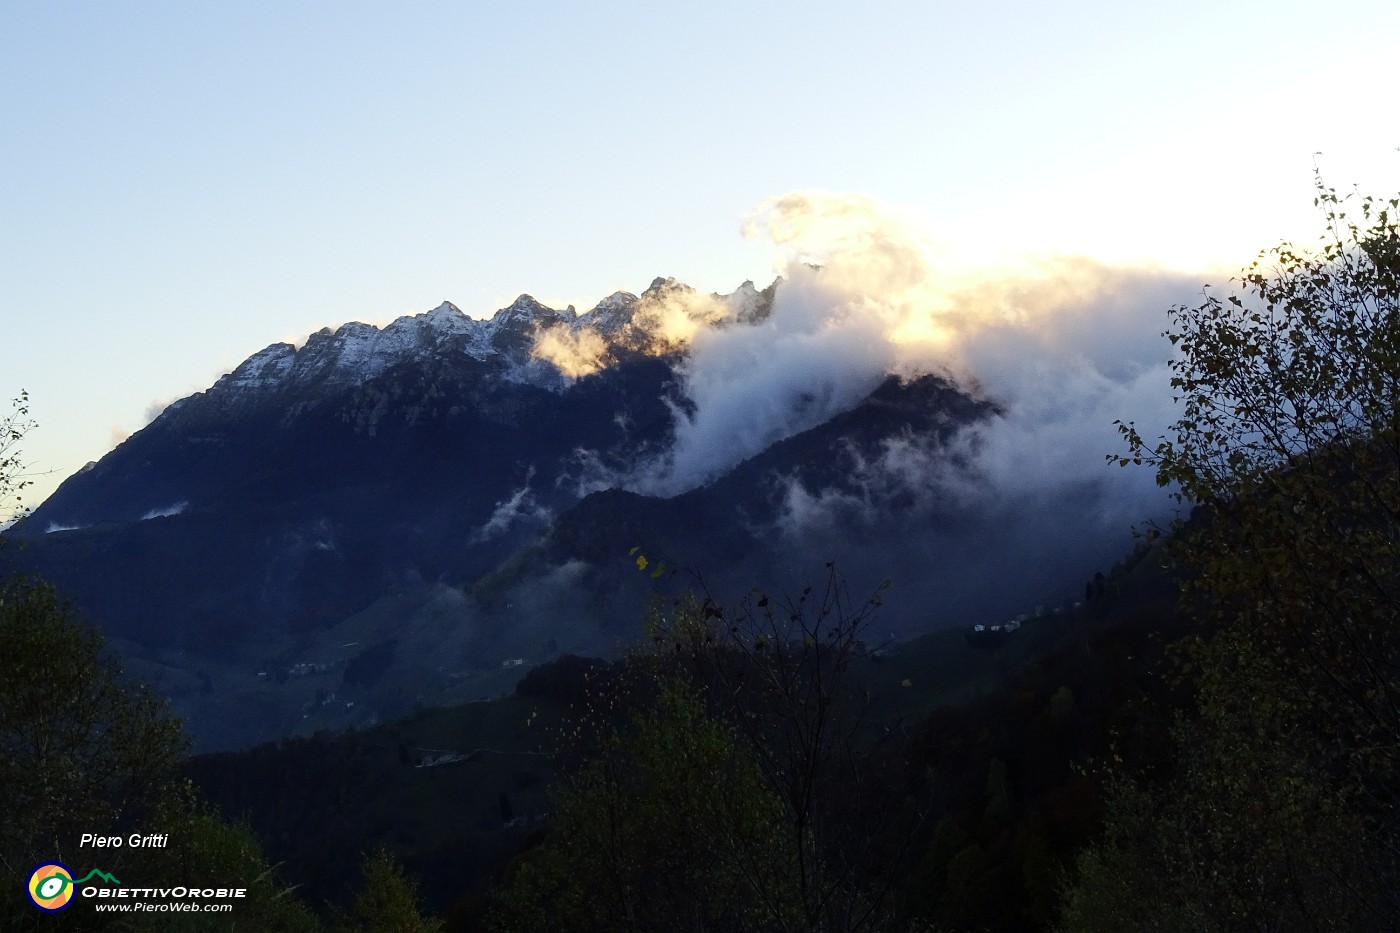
[3,274,1110,750]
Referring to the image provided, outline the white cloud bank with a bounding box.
[547,191,1196,533]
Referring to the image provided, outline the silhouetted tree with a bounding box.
[335,849,442,933]
[492,564,917,932]
[0,390,36,531]
[1067,175,1400,929]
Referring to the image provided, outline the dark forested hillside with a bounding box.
[181,545,1186,931]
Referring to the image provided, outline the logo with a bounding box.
[27,863,76,913]
[25,863,121,912]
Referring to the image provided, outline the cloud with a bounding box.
[767,432,978,540]
[775,197,1202,617]
[525,191,1195,518]
[522,191,1201,617]
[620,283,734,353]
[143,398,175,424]
[531,325,610,378]
[472,476,553,544]
[707,199,1201,619]
[108,397,180,451]
[611,192,1195,508]
[743,191,934,302]
[140,501,188,520]
[44,521,88,534]
[528,280,742,381]
[629,195,936,493]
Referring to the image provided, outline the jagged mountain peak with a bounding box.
[579,291,640,334]
[642,276,690,298]
[492,294,574,332]
[215,342,298,394]
[382,302,477,342]
[278,279,776,382]
[160,277,784,441]
[503,293,551,313]
[595,290,638,307]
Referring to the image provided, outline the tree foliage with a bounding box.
[1070,175,1400,928]
[130,805,322,932]
[0,576,324,930]
[0,390,37,530]
[642,575,910,932]
[335,849,443,933]
[0,576,186,877]
[490,566,916,932]
[490,673,793,932]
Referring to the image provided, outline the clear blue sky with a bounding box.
[4,1,1398,512]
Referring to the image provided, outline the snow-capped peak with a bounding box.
[491,294,574,333]
[217,343,297,392]
[199,279,777,405]
[581,291,640,334]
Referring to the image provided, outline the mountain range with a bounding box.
[5,275,1125,750]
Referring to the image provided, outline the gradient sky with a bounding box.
[4,0,1398,513]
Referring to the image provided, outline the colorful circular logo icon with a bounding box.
[27,862,76,912]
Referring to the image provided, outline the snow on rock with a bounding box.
[197,280,778,407]
[215,344,297,393]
